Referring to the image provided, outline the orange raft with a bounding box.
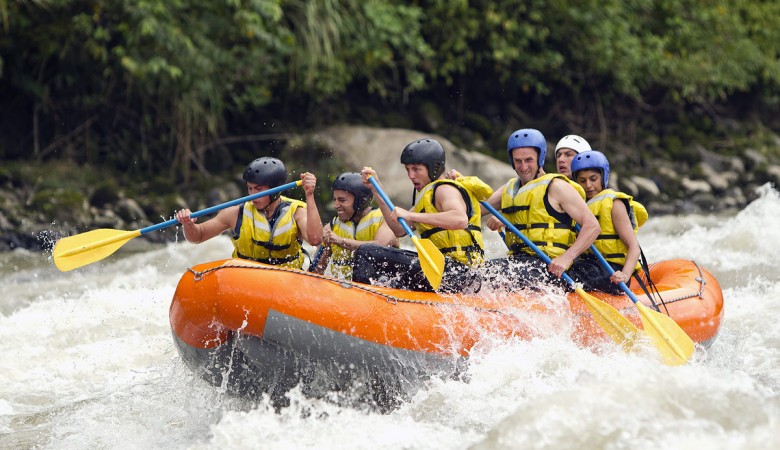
[170,258,724,405]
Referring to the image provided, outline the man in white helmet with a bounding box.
[554,134,591,178]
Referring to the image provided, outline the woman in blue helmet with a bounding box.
[175,157,323,268]
[310,172,398,279]
[480,128,601,291]
[571,151,649,293]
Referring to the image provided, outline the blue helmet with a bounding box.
[507,128,546,168]
[571,150,610,189]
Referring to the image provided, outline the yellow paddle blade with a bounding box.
[575,287,639,350]
[411,236,445,290]
[53,229,142,272]
[635,302,695,365]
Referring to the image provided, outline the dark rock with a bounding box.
[116,198,149,223]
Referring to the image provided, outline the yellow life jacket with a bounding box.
[412,178,488,266]
[328,208,386,280]
[232,196,306,269]
[500,173,586,258]
[586,189,648,270]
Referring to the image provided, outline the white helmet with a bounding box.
[555,135,591,156]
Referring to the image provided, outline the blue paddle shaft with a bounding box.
[368,176,415,237]
[574,224,640,305]
[480,201,576,286]
[308,245,326,272]
[140,180,301,236]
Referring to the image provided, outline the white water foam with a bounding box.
[1,186,778,449]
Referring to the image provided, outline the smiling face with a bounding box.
[556,148,578,178]
[333,189,356,222]
[510,147,540,185]
[575,169,603,200]
[404,163,431,191]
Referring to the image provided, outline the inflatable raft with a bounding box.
[169,258,723,408]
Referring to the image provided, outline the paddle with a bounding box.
[53,180,302,272]
[480,201,639,349]
[367,176,445,290]
[308,245,326,272]
[579,229,695,365]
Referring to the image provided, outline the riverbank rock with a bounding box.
[1,125,778,252]
[310,125,515,204]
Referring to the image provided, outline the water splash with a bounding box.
[2,190,779,449]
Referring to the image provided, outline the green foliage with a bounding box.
[283,0,431,99]
[420,0,561,93]
[90,180,121,208]
[29,187,86,217]
[0,0,778,186]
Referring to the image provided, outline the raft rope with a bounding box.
[650,259,707,305]
[186,259,708,317]
[187,263,511,316]
[631,259,707,317]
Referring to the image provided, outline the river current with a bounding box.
[1,185,778,449]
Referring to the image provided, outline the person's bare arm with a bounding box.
[175,206,238,243]
[547,179,600,277]
[481,183,507,231]
[371,221,400,248]
[611,200,640,284]
[396,184,468,230]
[295,172,323,246]
[360,167,406,237]
[327,220,400,253]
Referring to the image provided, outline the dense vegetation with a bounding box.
[2,0,779,187]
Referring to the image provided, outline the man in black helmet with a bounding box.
[310,172,398,278]
[356,138,493,293]
[175,157,323,268]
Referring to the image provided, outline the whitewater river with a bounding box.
[1,185,778,449]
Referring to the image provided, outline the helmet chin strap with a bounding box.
[348,200,360,222]
[350,207,370,223]
[260,195,280,216]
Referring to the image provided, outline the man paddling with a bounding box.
[175,157,323,269]
[357,138,492,293]
[481,128,600,291]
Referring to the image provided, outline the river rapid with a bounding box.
[1,185,778,449]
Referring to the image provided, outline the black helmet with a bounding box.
[332,172,373,219]
[243,157,287,187]
[400,138,446,180]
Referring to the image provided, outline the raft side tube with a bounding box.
[172,308,468,408]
